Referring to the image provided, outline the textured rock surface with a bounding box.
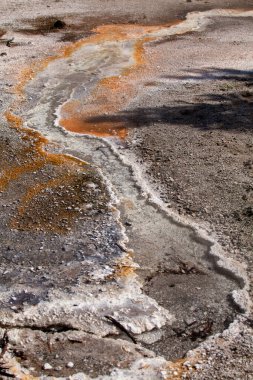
[0,1,252,379]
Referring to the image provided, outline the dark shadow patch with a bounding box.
[87,69,253,133]
[14,16,68,35]
[8,291,43,307]
[161,67,253,83]
[59,31,95,43]
[150,32,194,46]
[53,20,66,29]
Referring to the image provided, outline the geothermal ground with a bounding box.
[0,1,252,379]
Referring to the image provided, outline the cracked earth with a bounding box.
[0,1,252,379]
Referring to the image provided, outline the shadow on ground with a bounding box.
[161,68,253,82]
[87,68,253,132]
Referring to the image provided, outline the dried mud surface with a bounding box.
[0,1,252,380]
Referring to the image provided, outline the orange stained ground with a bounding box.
[3,111,89,232]
[2,112,86,191]
[163,357,199,380]
[58,22,180,138]
[14,23,167,99]
[11,21,181,139]
[9,173,82,233]
[3,21,181,232]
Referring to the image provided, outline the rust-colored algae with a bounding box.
[5,111,48,150]
[3,45,98,234]
[5,111,86,166]
[4,104,107,234]
[57,23,173,138]
[11,22,180,140]
[3,20,179,232]
[3,111,86,196]
[0,161,44,191]
[11,169,109,233]
[13,33,97,99]
[1,112,46,190]
[11,174,77,233]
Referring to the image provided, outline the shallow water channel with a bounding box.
[15,17,247,360]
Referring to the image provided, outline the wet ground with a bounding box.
[0,1,252,379]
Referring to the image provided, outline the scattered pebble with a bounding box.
[43,363,53,370]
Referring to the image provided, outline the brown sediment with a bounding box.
[3,111,87,191]
[121,198,135,210]
[11,173,77,233]
[15,15,66,35]
[10,165,109,233]
[114,266,136,278]
[1,112,46,190]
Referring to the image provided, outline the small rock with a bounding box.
[43,363,53,370]
[185,317,196,326]
[67,361,74,368]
